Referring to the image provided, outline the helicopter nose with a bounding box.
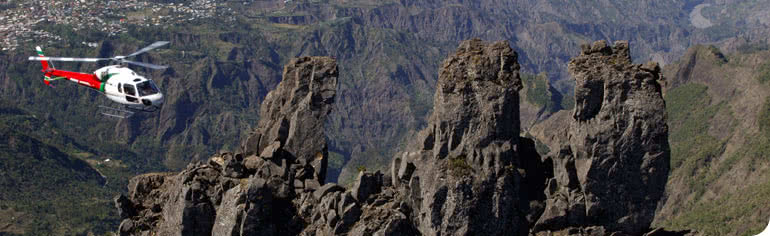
[141,94,164,107]
[155,94,164,106]
[142,98,152,106]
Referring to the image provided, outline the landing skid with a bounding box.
[125,105,160,113]
[99,105,135,119]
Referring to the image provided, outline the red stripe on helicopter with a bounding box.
[47,69,102,90]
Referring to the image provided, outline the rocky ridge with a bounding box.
[115,39,683,235]
[114,56,339,235]
[531,41,671,235]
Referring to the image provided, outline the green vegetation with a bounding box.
[750,96,770,170]
[705,45,728,65]
[663,81,770,234]
[0,116,118,235]
[0,101,149,235]
[760,96,770,137]
[521,73,561,113]
[665,178,770,235]
[448,155,472,177]
[409,85,434,122]
[757,62,770,84]
[665,130,770,234]
[665,83,728,196]
[328,151,345,170]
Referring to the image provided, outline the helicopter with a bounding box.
[28,41,170,118]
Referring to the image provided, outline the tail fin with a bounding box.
[35,46,55,87]
[36,46,50,71]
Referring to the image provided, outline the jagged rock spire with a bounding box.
[115,56,338,235]
[114,40,678,236]
[533,40,670,235]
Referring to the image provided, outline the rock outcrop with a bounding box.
[296,38,528,235]
[114,56,339,235]
[241,56,339,188]
[531,40,671,235]
[391,38,527,235]
[115,40,676,236]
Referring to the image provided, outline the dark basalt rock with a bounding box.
[114,56,338,236]
[301,39,531,236]
[351,171,382,202]
[532,40,671,235]
[391,38,526,235]
[242,56,338,188]
[115,40,680,236]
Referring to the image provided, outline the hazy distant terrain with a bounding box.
[1,0,770,234]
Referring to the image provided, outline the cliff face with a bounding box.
[390,39,525,235]
[532,41,670,235]
[241,56,339,187]
[115,40,677,235]
[114,56,339,235]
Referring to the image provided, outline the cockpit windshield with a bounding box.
[136,80,160,97]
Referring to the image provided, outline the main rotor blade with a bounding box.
[126,41,169,58]
[124,60,168,70]
[28,56,107,62]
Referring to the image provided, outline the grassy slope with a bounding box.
[655,46,770,235]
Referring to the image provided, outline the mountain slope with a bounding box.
[1,15,563,185]
[0,102,123,235]
[2,1,770,234]
[4,0,770,186]
[652,45,770,235]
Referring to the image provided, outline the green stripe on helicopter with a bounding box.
[44,76,66,81]
[102,73,119,81]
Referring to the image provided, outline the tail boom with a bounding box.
[34,46,102,91]
[48,69,103,91]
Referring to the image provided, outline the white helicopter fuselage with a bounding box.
[94,65,164,109]
[30,42,169,117]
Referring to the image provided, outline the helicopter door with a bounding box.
[123,84,139,103]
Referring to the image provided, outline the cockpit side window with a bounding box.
[118,83,123,93]
[137,81,159,97]
[124,84,137,96]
